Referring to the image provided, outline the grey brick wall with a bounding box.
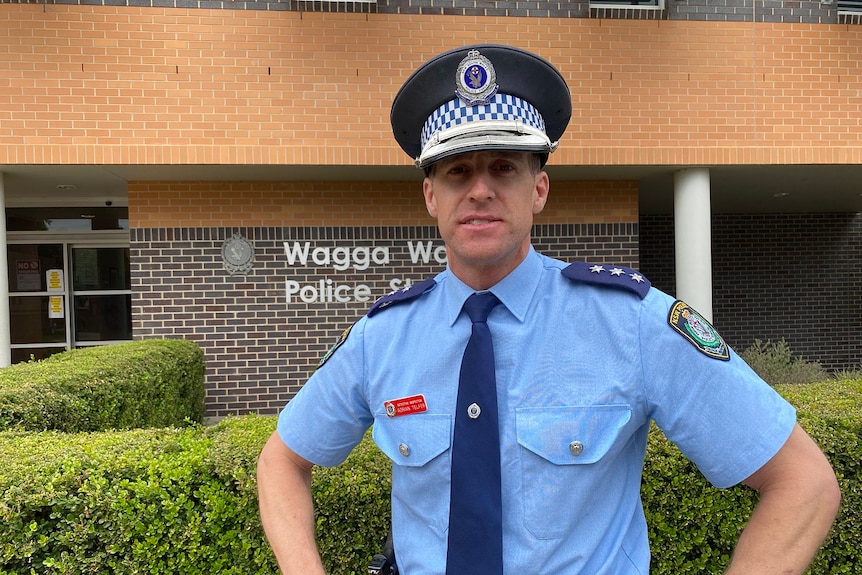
[131,223,640,418]
[6,0,850,24]
[640,212,862,371]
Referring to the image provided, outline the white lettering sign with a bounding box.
[406,241,448,265]
[282,240,446,304]
[283,242,391,271]
[285,279,372,304]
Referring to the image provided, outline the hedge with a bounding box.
[1,379,859,574]
[0,416,275,575]
[0,339,205,432]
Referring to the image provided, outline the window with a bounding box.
[837,0,862,13]
[590,0,664,10]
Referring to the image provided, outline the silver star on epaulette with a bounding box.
[630,273,644,283]
[610,268,625,276]
[589,265,605,273]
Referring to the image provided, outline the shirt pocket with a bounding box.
[373,414,453,534]
[516,405,632,539]
[374,413,452,466]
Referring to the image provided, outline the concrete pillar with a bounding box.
[0,174,10,366]
[673,168,714,322]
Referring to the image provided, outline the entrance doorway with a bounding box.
[6,207,131,363]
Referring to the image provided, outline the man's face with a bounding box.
[422,151,549,289]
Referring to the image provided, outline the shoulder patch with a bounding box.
[562,262,650,299]
[317,324,353,370]
[668,300,730,361]
[367,278,437,317]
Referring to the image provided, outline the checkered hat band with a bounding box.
[421,94,547,148]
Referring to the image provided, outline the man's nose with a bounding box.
[466,171,495,201]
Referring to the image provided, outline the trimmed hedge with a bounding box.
[1,379,859,574]
[0,339,205,432]
[644,378,862,574]
[0,416,276,575]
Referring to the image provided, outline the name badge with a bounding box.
[384,394,428,417]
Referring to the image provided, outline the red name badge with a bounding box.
[384,394,428,417]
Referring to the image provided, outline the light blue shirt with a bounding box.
[277,248,796,575]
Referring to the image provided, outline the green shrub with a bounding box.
[0,339,205,432]
[775,378,862,574]
[0,416,278,575]
[739,338,828,386]
[644,378,862,575]
[0,379,859,575]
[312,434,392,575]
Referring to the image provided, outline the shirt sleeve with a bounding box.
[639,290,797,489]
[276,317,374,467]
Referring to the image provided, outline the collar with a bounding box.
[442,247,543,326]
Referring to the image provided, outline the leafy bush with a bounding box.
[0,416,278,575]
[312,434,392,575]
[739,338,828,386]
[0,339,205,432]
[775,378,862,574]
[644,378,862,574]
[1,379,859,575]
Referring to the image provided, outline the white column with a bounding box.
[0,174,9,366]
[673,168,714,322]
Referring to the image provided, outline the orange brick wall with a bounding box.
[2,5,861,169]
[127,180,639,227]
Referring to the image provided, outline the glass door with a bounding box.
[7,243,69,362]
[7,242,132,363]
[6,206,131,363]
[70,245,132,346]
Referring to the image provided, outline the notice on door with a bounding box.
[49,296,64,319]
[15,260,41,291]
[46,269,64,293]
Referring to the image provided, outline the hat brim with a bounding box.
[391,44,572,164]
[417,131,555,169]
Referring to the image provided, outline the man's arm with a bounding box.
[257,431,327,575]
[725,423,841,575]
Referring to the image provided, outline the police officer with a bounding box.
[257,44,840,575]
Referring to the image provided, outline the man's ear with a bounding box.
[533,171,550,215]
[423,178,438,218]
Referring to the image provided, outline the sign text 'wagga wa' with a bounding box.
[283,241,447,303]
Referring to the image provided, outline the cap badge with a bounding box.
[455,49,498,106]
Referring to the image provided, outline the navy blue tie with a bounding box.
[446,292,503,575]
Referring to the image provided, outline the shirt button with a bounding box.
[569,440,584,456]
[399,443,410,457]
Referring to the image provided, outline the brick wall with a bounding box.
[126,180,639,228]
[2,7,862,169]
[130,222,641,417]
[129,180,640,418]
[640,212,862,371]
[2,0,847,24]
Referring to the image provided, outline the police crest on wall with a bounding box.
[222,233,255,275]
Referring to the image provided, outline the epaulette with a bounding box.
[367,278,437,317]
[562,262,650,299]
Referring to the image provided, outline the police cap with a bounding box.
[390,44,572,169]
